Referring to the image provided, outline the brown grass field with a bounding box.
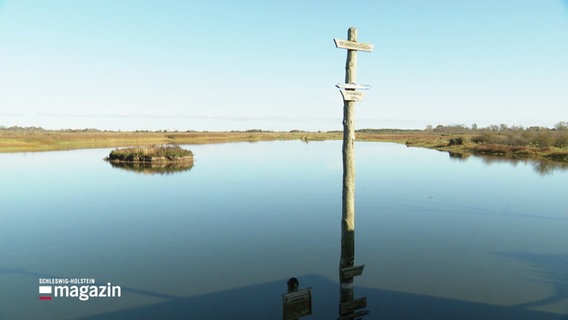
[0,130,341,152]
[1,128,567,163]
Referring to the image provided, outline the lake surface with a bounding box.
[0,141,566,319]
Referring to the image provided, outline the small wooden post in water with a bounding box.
[334,26,373,318]
[282,278,312,320]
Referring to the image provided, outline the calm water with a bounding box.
[0,141,566,319]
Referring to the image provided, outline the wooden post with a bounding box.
[287,277,299,293]
[335,26,373,318]
[340,27,357,313]
[286,278,299,320]
[341,26,357,272]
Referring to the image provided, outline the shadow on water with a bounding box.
[496,252,568,312]
[107,161,193,175]
[2,265,567,319]
[70,274,563,320]
[3,268,562,320]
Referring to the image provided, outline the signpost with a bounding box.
[283,27,373,320]
[282,288,312,320]
[340,297,368,314]
[335,83,372,90]
[338,310,371,320]
[339,89,366,102]
[334,26,373,319]
[282,278,312,320]
[334,39,374,52]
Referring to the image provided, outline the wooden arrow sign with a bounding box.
[334,39,374,52]
[340,89,366,102]
[338,309,370,320]
[282,288,312,320]
[336,83,372,90]
[340,264,365,278]
[340,297,367,314]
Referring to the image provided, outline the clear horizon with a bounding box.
[1,1,567,131]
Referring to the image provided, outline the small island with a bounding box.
[106,144,194,163]
[105,145,194,174]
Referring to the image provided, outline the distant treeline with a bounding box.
[0,125,48,131]
[0,126,103,132]
[427,122,568,133]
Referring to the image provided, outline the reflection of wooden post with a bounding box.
[335,26,373,318]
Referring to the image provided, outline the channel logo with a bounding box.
[39,286,52,300]
[38,278,121,301]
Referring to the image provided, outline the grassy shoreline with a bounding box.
[397,133,568,162]
[1,128,567,164]
[0,130,340,153]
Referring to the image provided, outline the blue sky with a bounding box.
[0,0,567,131]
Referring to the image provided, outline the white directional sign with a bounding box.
[336,83,372,90]
[334,39,374,52]
[340,89,366,102]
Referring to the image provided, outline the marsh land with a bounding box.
[1,125,567,163]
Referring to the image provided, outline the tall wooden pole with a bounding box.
[340,26,358,312]
[335,26,373,318]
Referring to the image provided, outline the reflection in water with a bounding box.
[107,161,193,175]
[339,230,369,319]
[532,160,568,176]
[447,152,568,176]
[448,152,471,161]
[282,224,370,319]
